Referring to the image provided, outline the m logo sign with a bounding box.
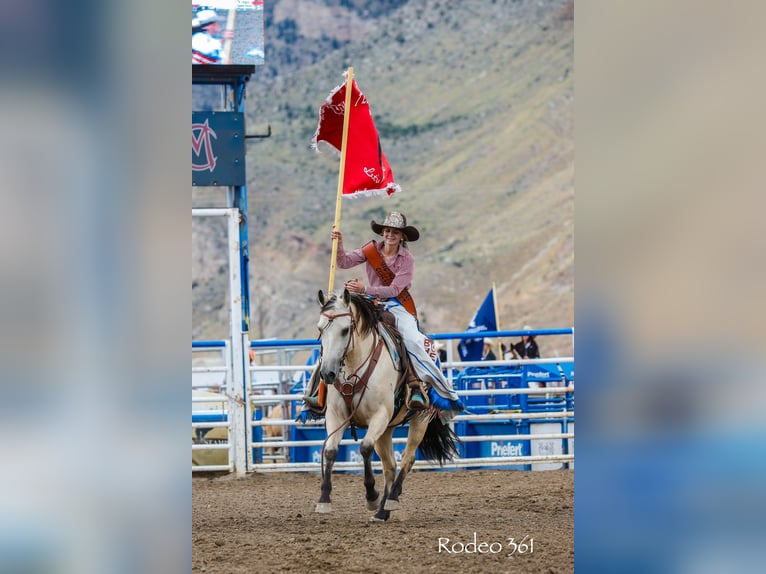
[192,112,246,187]
[192,118,218,173]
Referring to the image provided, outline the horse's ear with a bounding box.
[342,288,350,305]
[318,290,326,305]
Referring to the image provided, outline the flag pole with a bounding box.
[328,67,355,294]
[492,282,502,357]
[221,8,237,64]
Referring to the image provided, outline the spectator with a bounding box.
[435,342,448,364]
[193,9,224,64]
[481,341,496,361]
[509,325,540,360]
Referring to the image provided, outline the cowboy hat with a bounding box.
[370,211,420,242]
[193,9,221,29]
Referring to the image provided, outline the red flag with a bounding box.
[313,78,400,197]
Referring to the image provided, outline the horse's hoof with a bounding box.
[366,495,381,511]
[384,498,400,511]
[315,503,332,514]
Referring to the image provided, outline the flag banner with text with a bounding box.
[313,77,400,197]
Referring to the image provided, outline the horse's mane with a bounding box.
[349,293,379,336]
[321,292,379,337]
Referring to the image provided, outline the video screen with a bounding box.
[192,2,265,66]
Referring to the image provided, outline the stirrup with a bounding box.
[408,392,426,410]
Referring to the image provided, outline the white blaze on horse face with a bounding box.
[317,314,329,334]
[318,308,353,384]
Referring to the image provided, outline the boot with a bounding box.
[303,392,321,408]
[408,383,426,410]
[302,367,326,412]
[406,364,428,410]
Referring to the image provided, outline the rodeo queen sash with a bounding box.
[362,241,418,318]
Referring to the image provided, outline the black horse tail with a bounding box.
[417,416,461,465]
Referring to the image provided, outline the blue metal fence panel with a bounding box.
[458,411,531,471]
[455,366,525,409]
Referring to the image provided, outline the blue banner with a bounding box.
[457,288,496,361]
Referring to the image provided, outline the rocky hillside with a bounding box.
[192,0,574,356]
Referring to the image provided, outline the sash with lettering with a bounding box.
[362,241,417,318]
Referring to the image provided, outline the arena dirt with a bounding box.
[193,468,573,573]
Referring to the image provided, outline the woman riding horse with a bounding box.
[325,211,462,413]
[314,288,460,520]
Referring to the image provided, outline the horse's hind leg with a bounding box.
[384,412,430,511]
[371,428,396,522]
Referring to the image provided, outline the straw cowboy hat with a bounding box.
[370,211,420,242]
[193,9,221,29]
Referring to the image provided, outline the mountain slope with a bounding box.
[193,0,573,356]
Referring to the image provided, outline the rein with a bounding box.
[334,337,384,409]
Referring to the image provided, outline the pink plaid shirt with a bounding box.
[336,240,415,299]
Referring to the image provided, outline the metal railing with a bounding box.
[192,328,574,474]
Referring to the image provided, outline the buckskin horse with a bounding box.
[314,289,459,522]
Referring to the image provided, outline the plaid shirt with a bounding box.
[336,239,414,300]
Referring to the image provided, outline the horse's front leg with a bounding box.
[361,444,379,511]
[315,447,337,513]
[316,408,349,514]
[358,409,390,515]
[370,428,396,522]
[384,411,430,511]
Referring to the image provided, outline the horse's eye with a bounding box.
[340,328,349,337]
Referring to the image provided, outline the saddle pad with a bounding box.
[378,324,401,370]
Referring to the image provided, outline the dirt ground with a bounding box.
[193,468,573,573]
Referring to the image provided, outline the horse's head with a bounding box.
[317,289,355,385]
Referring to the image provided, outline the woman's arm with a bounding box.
[332,229,366,269]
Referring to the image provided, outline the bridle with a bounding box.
[319,310,356,360]
[318,304,385,476]
[319,307,383,394]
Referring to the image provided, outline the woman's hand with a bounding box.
[344,278,365,294]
